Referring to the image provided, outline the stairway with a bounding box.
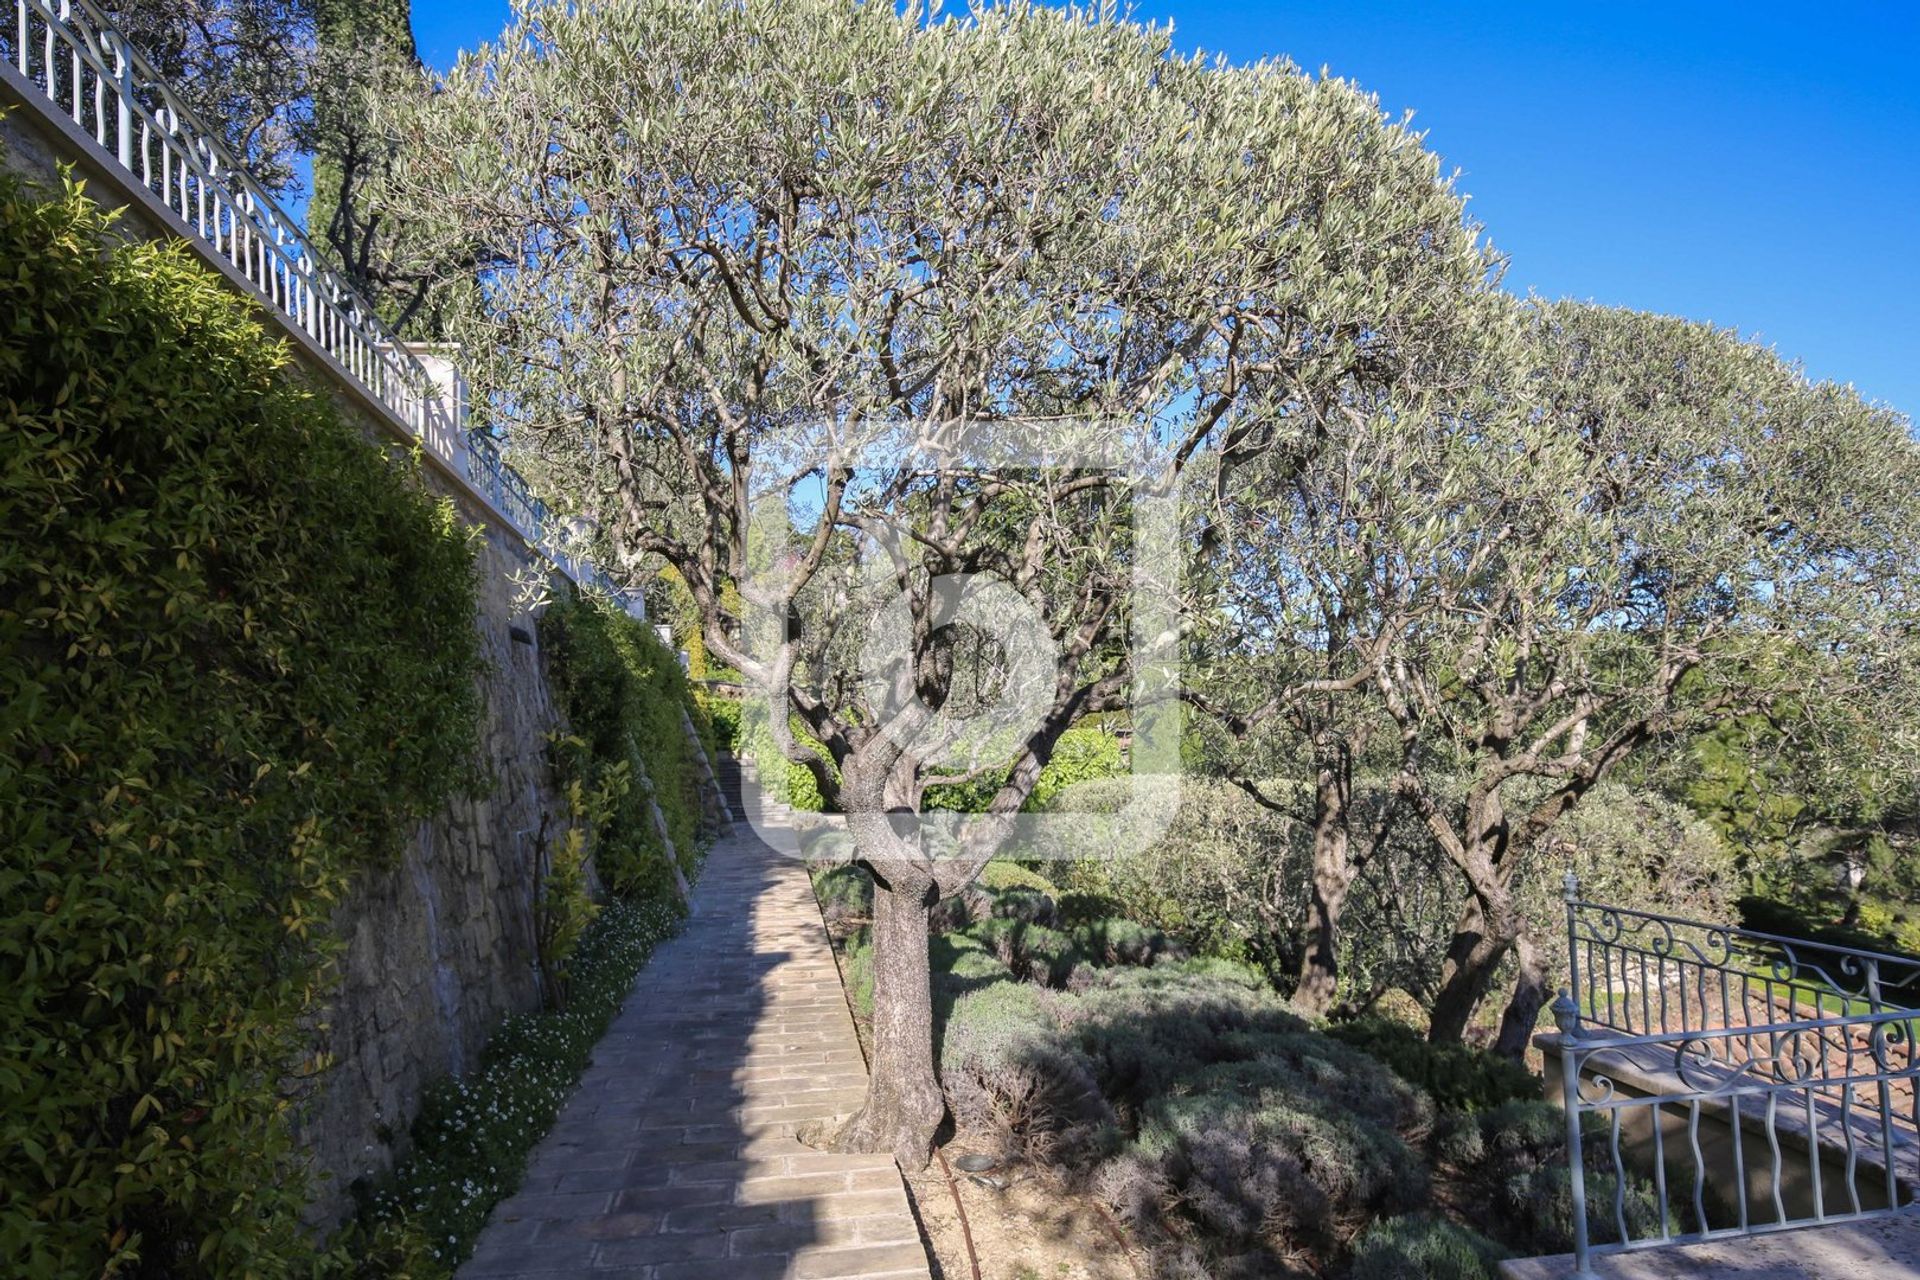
[715,752,746,822]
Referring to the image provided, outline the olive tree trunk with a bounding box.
[1292,765,1353,1018]
[830,869,944,1168]
[1425,892,1513,1046]
[1493,929,1550,1059]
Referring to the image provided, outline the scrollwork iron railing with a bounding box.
[1553,873,1920,1276]
[1,0,638,614]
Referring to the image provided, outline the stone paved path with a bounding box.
[458,824,931,1279]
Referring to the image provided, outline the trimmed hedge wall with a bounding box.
[539,591,709,898]
[0,164,482,1275]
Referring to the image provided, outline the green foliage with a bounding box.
[819,853,1583,1273]
[989,887,1060,926]
[1325,1018,1539,1114]
[1027,728,1125,811]
[1736,897,1920,1003]
[842,932,875,1019]
[701,696,743,753]
[0,166,481,1275]
[345,897,684,1276]
[923,727,1126,813]
[531,757,608,1006]
[1444,1100,1668,1256]
[1045,778,1302,976]
[933,915,1441,1270]
[979,860,1057,895]
[1068,917,1180,968]
[810,862,874,937]
[736,702,829,812]
[1131,1056,1427,1256]
[1350,1213,1508,1280]
[540,591,706,896]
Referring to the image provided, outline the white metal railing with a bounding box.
[2,0,639,616]
[1553,872,1920,1276]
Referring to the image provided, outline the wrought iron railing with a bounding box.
[1,0,638,615]
[1553,872,1920,1275]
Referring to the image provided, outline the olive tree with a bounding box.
[1197,297,1920,1052]
[1371,302,1920,1052]
[371,0,1493,1163]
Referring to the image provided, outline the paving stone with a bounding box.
[456,823,931,1280]
[792,1243,937,1279]
[590,1231,730,1266]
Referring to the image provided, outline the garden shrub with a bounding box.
[0,165,482,1275]
[989,885,1060,926]
[540,591,708,897]
[1326,1016,1540,1113]
[1070,916,1182,967]
[930,886,988,934]
[922,725,1125,813]
[701,695,742,753]
[979,860,1056,895]
[1025,725,1125,810]
[1126,1062,1426,1259]
[1012,923,1081,985]
[736,702,829,811]
[964,916,1084,986]
[1054,887,1128,925]
[1061,964,1308,1110]
[938,982,1113,1153]
[1444,1100,1669,1256]
[1349,1213,1508,1280]
[811,862,874,937]
[346,896,684,1275]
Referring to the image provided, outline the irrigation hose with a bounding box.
[935,1146,985,1280]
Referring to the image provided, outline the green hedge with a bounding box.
[0,165,482,1275]
[737,701,829,812]
[540,592,709,898]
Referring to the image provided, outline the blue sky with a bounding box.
[410,1,1919,420]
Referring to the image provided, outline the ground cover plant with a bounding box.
[811,854,1660,1279]
[343,896,687,1276]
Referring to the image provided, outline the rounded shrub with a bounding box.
[1350,1213,1508,1280]
[979,859,1057,895]
[1325,1016,1540,1114]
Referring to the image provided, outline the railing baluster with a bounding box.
[1764,1092,1785,1225]
[1806,1083,1825,1219]
[1731,1092,1749,1232]
[1610,1108,1628,1243]
[1651,1103,1669,1240]
[1842,1072,1863,1214]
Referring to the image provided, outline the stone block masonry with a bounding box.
[294,513,569,1225]
[458,827,932,1280]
